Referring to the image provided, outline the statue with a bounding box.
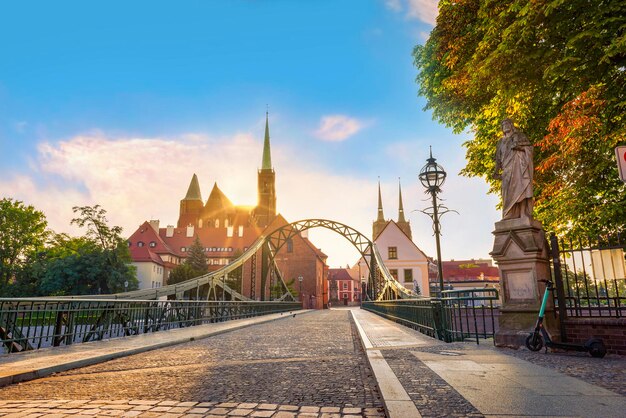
[493,119,534,221]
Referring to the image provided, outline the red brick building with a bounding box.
[328,268,361,306]
[127,113,329,304]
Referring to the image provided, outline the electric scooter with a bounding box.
[525,280,607,358]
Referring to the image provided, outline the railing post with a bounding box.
[549,233,569,342]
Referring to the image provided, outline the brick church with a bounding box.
[127,113,329,307]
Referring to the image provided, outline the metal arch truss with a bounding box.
[263,219,416,301]
[67,219,416,302]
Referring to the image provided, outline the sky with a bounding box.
[0,0,500,267]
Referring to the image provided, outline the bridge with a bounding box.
[0,220,624,417]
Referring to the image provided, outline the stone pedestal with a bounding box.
[491,218,560,347]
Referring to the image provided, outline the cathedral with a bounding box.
[127,112,329,308]
[177,112,277,230]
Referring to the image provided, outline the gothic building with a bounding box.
[177,112,277,230]
[127,112,328,307]
[359,180,431,295]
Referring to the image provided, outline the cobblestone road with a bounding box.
[0,310,385,417]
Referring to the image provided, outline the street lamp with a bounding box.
[298,276,303,306]
[419,147,447,297]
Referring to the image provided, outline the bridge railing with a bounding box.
[362,287,500,344]
[0,298,301,354]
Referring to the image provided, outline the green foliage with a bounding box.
[1,203,137,297]
[0,198,48,295]
[414,0,626,235]
[185,236,208,274]
[168,263,202,285]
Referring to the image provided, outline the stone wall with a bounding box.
[563,317,626,355]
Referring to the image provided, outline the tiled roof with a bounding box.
[328,268,354,281]
[157,225,264,258]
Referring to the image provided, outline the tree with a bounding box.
[0,198,48,295]
[69,205,137,294]
[185,236,208,274]
[413,0,626,236]
[168,263,202,285]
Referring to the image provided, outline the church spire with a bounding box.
[183,173,203,201]
[377,179,385,222]
[261,111,272,170]
[398,178,406,223]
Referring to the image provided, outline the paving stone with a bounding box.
[208,408,231,415]
[257,404,278,410]
[149,406,173,412]
[277,406,299,411]
[237,403,258,409]
[176,402,197,407]
[272,412,296,418]
[249,411,274,417]
[168,407,190,413]
[320,407,340,413]
[227,409,252,416]
[187,408,210,414]
[341,408,361,414]
[128,401,159,406]
[298,406,319,413]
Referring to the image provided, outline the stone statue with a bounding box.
[493,119,534,221]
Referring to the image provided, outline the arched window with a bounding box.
[215,219,220,228]
[287,239,293,253]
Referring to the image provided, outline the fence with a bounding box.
[0,298,301,354]
[550,233,626,319]
[362,287,500,344]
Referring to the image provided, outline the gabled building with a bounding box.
[127,112,329,304]
[328,267,361,306]
[356,180,432,296]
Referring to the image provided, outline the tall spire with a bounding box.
[183,173,203,201]
[261,110,272,170]
[398,178,407,223]
[377,179,385,222]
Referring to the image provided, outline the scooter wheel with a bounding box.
[589,341,607,358]
[525,333,543,352]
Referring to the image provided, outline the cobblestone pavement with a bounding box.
[0,311,385,417]
[381,349,483,418]
[0,399,383,417]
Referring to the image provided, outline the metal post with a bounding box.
[549,233,568,341]
[431,193,445,297]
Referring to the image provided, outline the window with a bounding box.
[127,241,132,247]
[215,219,220,228]
[389,269,398,280]
[137,241,145,247]
[287,239,293,253]
[388,247,398,259]
[404,269,413,283]
[149,241,156,248]
[181,247,186,252]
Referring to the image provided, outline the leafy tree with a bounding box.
[413,0,626,236]
[0,198,48,295]
[168,263,202,285]
[69,205,137,294]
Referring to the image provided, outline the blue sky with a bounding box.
[0,0,499,266]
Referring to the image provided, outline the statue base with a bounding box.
[491,218,560,347]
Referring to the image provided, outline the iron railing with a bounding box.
[362,288,500,344]
[440,288,500,344]
[0,298,301,354]
[550,232,626,318]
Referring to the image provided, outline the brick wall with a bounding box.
[563,317,626,355]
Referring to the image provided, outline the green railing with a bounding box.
[362,288,500,344]
[0,298,301,354]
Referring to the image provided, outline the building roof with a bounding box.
[183,173,203,201]
[329,268,354,281]
[128,221,170,265]
[375,219,428,258]
[158,225,264,258]
[205,182,234,213]
[262,111,272,170]
[440,260,499,283]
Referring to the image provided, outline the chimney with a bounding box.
[166,225,175,237]
[186,225,194,237]
[149,220,160,232]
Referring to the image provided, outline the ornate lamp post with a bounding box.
[298,275,303,305]
[419,147,448,297]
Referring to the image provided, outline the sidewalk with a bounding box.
[0,309,310,388]
[350,308,626,418]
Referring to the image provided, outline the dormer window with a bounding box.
[127,241,132,247]
[137,241,145,247]
[149,241,156,248]
[181,247,187,252]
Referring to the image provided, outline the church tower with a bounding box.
[372,180,387,240]
[396,179,412,239]
[255,111,277,228]
[178,173,204,228]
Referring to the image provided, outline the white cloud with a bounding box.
[314,115,364,141]
[385,0,439,26]
[0,131,499,267]
[384,0,403,12]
